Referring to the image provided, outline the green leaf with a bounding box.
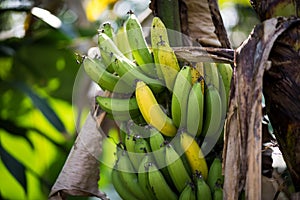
[14,82,67,134]
[0,141,27,194]
[0,118,34,149]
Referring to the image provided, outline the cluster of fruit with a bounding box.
[82,12,232,200]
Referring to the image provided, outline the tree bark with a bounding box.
[223,17,300,199]
[263,18,300,191]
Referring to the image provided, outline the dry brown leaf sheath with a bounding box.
[223,17,300,200]
[49,114,108,200]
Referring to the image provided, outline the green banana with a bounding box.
[135,81,177,137]
[202,85,223,139]
[148,162,178,200]
[213,186,223,200]
[179,182,196,200]
[118,121,128,145]
[203,63,220,91]
[125,12,156,77]
[111,167,139,200]
[133,136,151,171]
[137,154,157,200]
[207,158,223,193]
[115,149,145,199]
[171,66,192,128]
[186,80,205,137]
[115,25,133,60]
[195,174,212,200]
[102,22,114,40]
[82,57,132,93]
[124,133,139,171]
[217,63,232,107]
[96,96,140,117]
[165,144,192,193]
[98,32,125,63]
[113,57,164,94]
[98,31,123,73]
[149,127,176,189]
[151,17,169,81]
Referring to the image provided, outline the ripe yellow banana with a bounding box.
[135,81,177,137]
[171,66,192,128]
[125,12,156,77]
[151,16,180,89]
[157,46,180,90]
[186,80,205,137]
[165,144,192,193]
[180,132,208,180]
[151,16,169,81]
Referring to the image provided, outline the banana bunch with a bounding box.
[81,12,233,199]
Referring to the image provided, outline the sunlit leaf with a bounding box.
[14,82,67,134]
[0,141,27,194]
[0,118,34,149]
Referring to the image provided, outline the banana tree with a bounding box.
[49,0,300,199]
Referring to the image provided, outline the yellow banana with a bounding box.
[186,79,205,137]
[157,46,180,90]
[171,66,192,128]
[151,16,180,89]
[191,66,201,85]
[180,132,208,180]
[151,17,169,81]
[135,81,177,137]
